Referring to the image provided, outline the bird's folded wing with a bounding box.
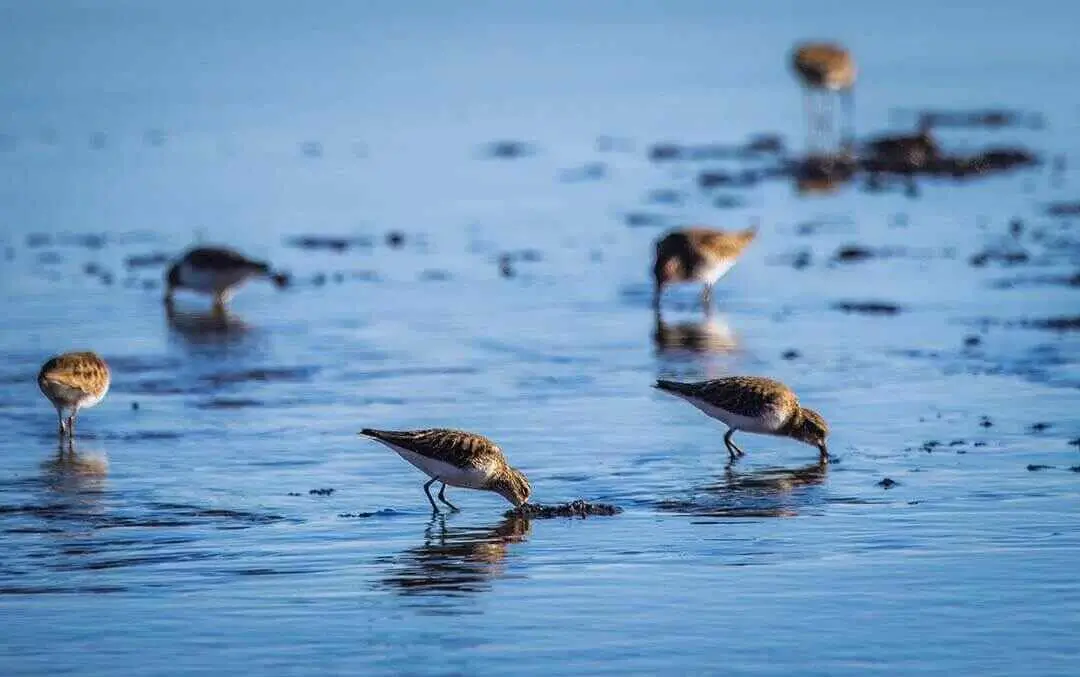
[363,429,502,469]
[695,381,784,418]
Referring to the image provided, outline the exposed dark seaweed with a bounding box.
[286,235,372,252]
[507,500,622,519]
[833,301,903,316]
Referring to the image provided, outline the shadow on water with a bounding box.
[656,461,830,518]
[652,312,738,356]
[378,514,531,598]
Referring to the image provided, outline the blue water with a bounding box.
[1,1,1079,675]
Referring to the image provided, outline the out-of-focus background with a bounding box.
[1,1,1078,675]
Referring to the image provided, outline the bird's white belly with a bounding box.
[41,380,109,411]
[78,383,109,410]
[698,259,735,286]
[178,263,253,295]
[383,444,490,489]
[678,393,785,434]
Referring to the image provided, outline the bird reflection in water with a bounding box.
[793,153,855,197]
[40,438,109,507]
[380,514,531,596]
[166,304,258,353]
[652,312,738,356]
[657,460,827,518]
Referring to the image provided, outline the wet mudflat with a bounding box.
[1,1,1079,675]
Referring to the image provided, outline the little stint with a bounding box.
[165,246,287,310]
[359,428,532,511]
[655,376,829,463]
[38,351,111,438]
[791,42,856,147]
[866,119,939,170]
[653,223,757,311]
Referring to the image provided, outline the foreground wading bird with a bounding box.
[791,42,856,149]
[654,376,829,463]
[653,223,757,312]
[164,246,287,311]
[38,351,111,438]
[359,428,532,512]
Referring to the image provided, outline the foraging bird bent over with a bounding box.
[865,118,939,171]
[38,351,111,438]
[653,223,757,312]
[791,42,856,148]
[359,428,532,512]
[164,246,288,311]
[654,376,829,463]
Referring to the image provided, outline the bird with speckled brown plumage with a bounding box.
[359,428,532,512]
[38,351,111,438]
[791,42,856,149]
[655,376,829,464]
[653,223,757,312]
[165,246,288,312]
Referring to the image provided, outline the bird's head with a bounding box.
[789,407,830,458]
[489,466,532,507]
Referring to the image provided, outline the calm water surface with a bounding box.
[1,2,1079,675]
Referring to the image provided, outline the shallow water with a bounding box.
[2,1,1079,675]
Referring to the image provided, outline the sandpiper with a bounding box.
[164,246,287,310]
[38,351,111,438]
[359,428,532,511]
[865,119,939,171]
[791,42,856,148]
[654,376,829,463]
[653,223,757,311]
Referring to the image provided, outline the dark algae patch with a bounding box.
[1026,316,1080,332]
[507,500,622,519]
[1045,202,1080,217]
[286,234,372,252]
[484,140,534,159]
[833,301,903,316]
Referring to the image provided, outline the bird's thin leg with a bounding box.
[724,428,745,461]
[437,482,460,512]
[67,414,76,439]
[57,410,67,437]
[423,478,440,512]
[700,284,714,312]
